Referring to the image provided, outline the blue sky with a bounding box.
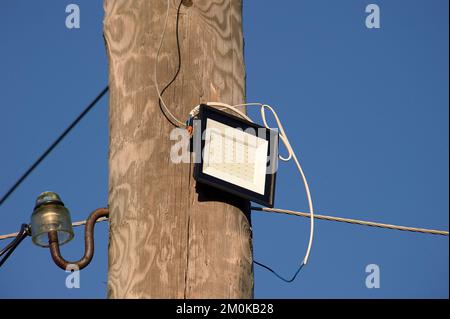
[0,0,448,298]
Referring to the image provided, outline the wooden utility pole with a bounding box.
[104,0,253,298]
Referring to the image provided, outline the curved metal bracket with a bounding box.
[47,208,109,270]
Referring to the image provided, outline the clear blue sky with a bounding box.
[0,0,448,298]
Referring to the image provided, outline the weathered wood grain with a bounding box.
[104,0,253,298]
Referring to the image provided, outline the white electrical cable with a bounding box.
[201,102,315,265]
[154,0,186,128]
[259,104,314,264]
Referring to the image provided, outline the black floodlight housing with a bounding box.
[194,104,278,207]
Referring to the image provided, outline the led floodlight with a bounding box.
[194,104,278,207]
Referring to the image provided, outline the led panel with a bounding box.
[194,104,278,207]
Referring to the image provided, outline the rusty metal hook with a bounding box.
[47,208,109,270]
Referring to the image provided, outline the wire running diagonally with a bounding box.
[253,206,449,236]
[0,86,109,208]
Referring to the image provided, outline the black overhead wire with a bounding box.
[0,86,109,207]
